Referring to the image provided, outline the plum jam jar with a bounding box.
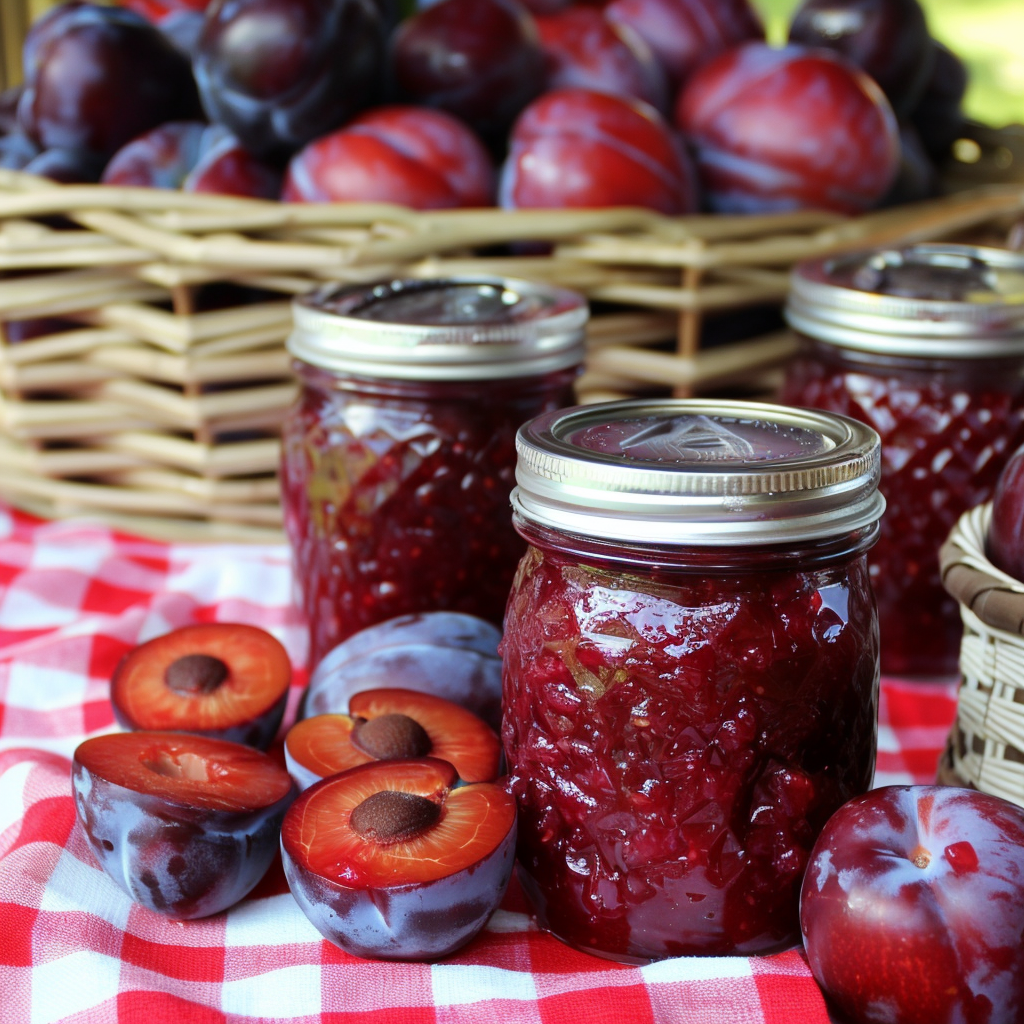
[502,399,883,962]
[782,244,1024,679]
[281,277,586,667]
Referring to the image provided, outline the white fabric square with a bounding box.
[0,759,34,840]
[224,893,321,947]
[5,662,87,711]
[166,553,292,609]
[31,949,121,1024]
[29,543,109,576]
[39,848,133,932]
[641,955,754,984]
[0,583,85,629]
[221,963,322,1018]
[431,964,538,1006]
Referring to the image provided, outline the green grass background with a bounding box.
[754,0,1024,125]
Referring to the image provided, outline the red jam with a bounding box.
[503,400,882,961]
[281,368,577,666]
[780,346,1024,678]
[503,534,878,961]
[783,245,1024,678]
[280,278,586,668]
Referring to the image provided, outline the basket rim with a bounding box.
[941,501,1024,636]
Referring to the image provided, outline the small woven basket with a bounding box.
[939,502,1024,808]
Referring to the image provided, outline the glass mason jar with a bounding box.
[782,244,1024,679]
[281,277,587,668]
[502,399,883,962]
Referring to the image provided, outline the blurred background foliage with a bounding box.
[2,0,1023,125]
[755,0,1024,125]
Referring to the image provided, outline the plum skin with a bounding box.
[72,757,295,919]
[987,444,1024,582]
[799,785,1024,1024]
[500,87,699,214]
[280,790,516,960]
[676,42,900,215]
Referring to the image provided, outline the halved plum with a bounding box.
[72,730,296,919]
[110,623,291,750]
[280,757,516,960]
[306,612,502,730]
[285,687,501,790]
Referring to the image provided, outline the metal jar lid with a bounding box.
[512,399,884,546]
[786,244,1024,359]
[288,276,588,381]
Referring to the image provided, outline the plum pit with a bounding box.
[165,653,229,696]
[351,713,431,760]
[349,790,442,845]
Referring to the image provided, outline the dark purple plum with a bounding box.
[305,642,503,732]
[788,0,934,116]
[193,0,386,159]
[501,87,699,214]
[17,2,202,160]
[282,105,493,208]
[535,6,669,112]
[22,147,105,183]
[314,611,502,666]
[881,122,938,207]
[676,43,900,214]
[987,443,1024,582]
[604,0,764,88]
[72,731,295,919]
[910,41,968,160]
[0,131,39,171]
[281,757,516,960]
[103,121,281,199]
[390,0,547,143]
[800,786,1024,1024]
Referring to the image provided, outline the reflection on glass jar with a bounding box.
[782,244,1024,679]
[281,277,586,668]
[502,399,883,962]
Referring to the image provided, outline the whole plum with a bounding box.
[283,106,494,209]
[23,148,105,183]
[800,785,1024,1024]
[910,41,968,160]
[17,2,201,161]
[604,0,763,88]
[987,443,1024,582]
[676,42,900,214]
[788,0,934,117]
[536,7,669,112]
[501,87,699,214]
[194,0,386,159]
[390,0,547,143]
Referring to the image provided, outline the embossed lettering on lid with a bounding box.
[513,399,883,546]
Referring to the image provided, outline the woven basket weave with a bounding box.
[939,502,1024,808]
[2,170,1024,541]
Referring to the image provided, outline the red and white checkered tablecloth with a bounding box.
[0,503,959,1024]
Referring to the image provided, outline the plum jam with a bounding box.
[281,277,586,668]
[502,399,883,961]
[782,245,1024,678]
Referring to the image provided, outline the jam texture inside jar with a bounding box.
[281,278,586,668]
[503,400,883,962]
[783,245,1024,678]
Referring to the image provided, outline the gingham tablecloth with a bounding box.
[0,504,959,1024]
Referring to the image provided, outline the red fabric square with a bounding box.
[0,904,38,965]
[538,983,655,1024]
[117,990,226,1024]
[120,932,226,983]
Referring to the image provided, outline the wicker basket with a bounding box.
[939,502,1024,809]
[2,169,1024,541]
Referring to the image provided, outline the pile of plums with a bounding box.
[0,0,971,216]
[74,612,516,960]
